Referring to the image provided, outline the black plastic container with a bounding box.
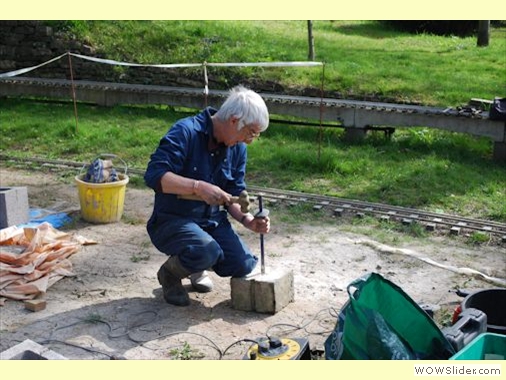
[461,289,506,335]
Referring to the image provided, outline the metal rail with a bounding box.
[2,155,505,241]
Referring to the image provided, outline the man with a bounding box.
[144,85,271,306]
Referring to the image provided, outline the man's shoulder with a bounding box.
[170,115,202,135]
[175,110,211,132]
[230,142,247,155]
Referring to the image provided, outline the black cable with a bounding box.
[108,310,158,339]
[221,339,260,358]
[39,338,119,359]
[48,310,225,358]
[35,306,342,359]
[265,307,338,339]
[134,330,224,359]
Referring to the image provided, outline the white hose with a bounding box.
[350,238,506,287]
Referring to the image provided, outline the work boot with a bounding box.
[157,256,191,306]
[189,270,214,293]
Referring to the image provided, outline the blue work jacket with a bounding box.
[144,107,247,224]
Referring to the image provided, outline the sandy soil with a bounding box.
[0,166,504,360]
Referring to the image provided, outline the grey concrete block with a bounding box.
[0,339,67,360]
[230,274,256,312]
[402,218,413,226]
[450,226,461,236]
[0,186,29,228]
[425,222,436,232]
[230,268,294,314]
[254,269,294,314]
[379,215,390,222]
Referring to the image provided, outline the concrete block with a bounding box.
[0,339,67,360]
[230,274,255,312]
[425,222,436,232]
[450,226,461,236]
[0,186,29,229]
[402,218,413,226]
[24,299,47,312]
[231,268,294,314]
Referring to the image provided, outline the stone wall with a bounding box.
[1,21,111,80]
[0,20,204,87]
[0,21,295,93]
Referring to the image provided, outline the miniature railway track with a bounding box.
[0,76,494,119]
[2,155,506,242]
[2,77,505,161]
[248,186,506,241]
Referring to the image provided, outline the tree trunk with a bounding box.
[307,21,315,60]
[477,20,490,47]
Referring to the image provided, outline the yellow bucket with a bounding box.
[75,173,129,224]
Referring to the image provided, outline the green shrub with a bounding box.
[382,21,478,36]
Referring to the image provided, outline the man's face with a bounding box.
[241,124,261,144]
[224,117,261,146]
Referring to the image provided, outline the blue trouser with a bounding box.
[147,210,258,278]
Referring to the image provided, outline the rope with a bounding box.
[0,52,323,79]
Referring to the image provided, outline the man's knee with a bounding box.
[214,254,258,278]
[233,256,258,277]
[180,240,224,272]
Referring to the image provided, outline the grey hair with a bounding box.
[214,85,269,132]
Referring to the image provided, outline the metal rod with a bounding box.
[258,195,265,274]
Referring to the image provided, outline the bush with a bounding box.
[383,21,478,37]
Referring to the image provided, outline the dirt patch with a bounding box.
[1,166,505,360]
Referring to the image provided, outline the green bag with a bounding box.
[324,272,456,360]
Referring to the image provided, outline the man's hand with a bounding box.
[194,181,231,206]
[244,215,270,234]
